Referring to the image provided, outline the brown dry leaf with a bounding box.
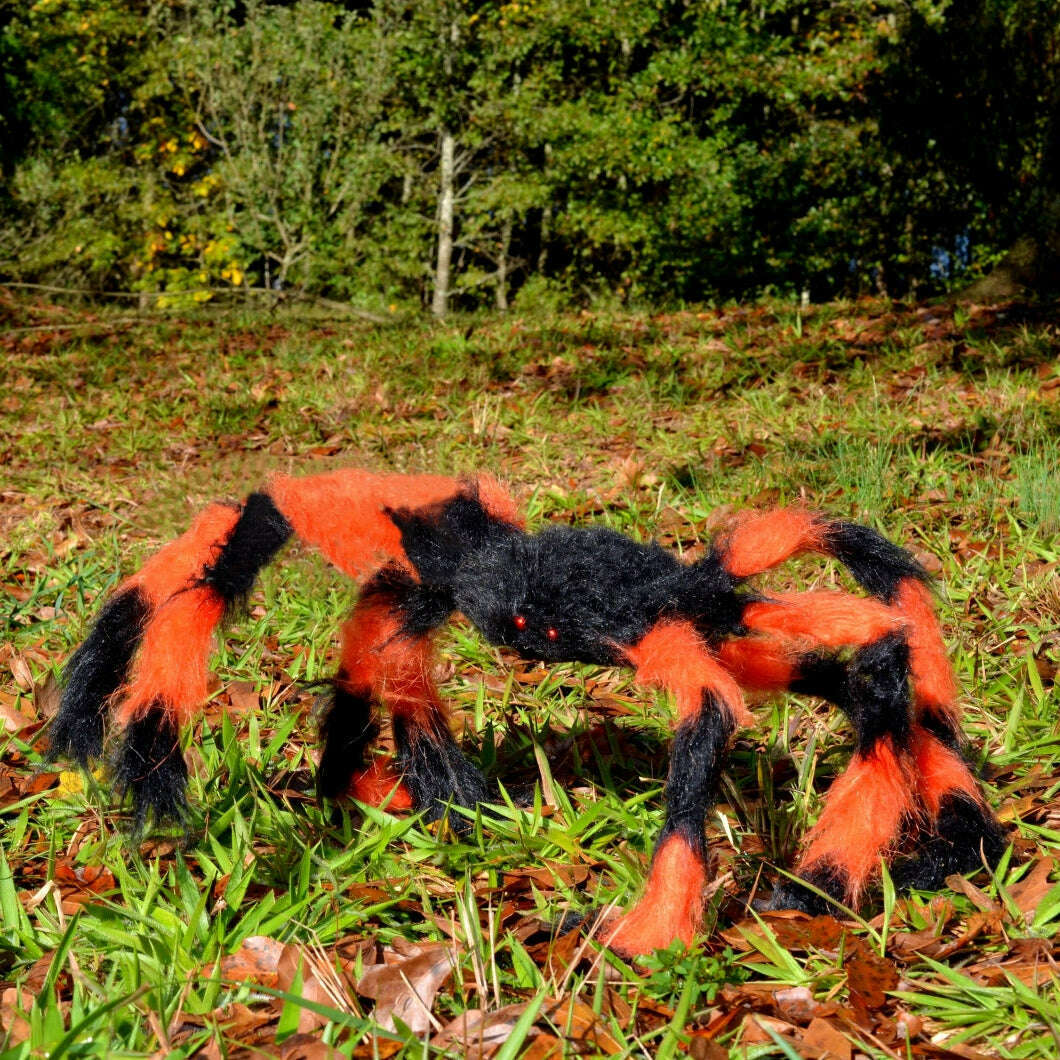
[545,997,621,1054]
[525,920,585,978]
[772,985,826,1023]
[280,1033,343,1058]
[505,861,591,891]
[687,1036,729,1060]
[0,691,34,734]
[519,1035,564,1059]
[213,1001,278,1041]
[0,987,32,1044]
[761,915,846,952]
[945,874,999,914]
[1008,857,1056,918]
[23,771,59,796]
[740,1013,798,1046]
[936,911,1003,957]
[889,925,947,958]
[220,935,287,987]
[845,946,898,1010]
[431,1004,536,1058]
[52,859,117,912]
[357,942,456,1034]
[800,1017,852,1060]
[276,943,351,1036]
[226,681,261,715]
[10,654,34,691]
[34,672,61,719]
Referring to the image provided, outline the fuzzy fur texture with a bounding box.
[51,468,1006,956]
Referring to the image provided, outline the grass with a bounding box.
[1,293,1058,1056]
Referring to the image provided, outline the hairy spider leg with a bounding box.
[52,469,515,826]
[110,493,293,825]
[718,508,1004,900]
[733,591,947,911]
[745,592,918,909]
[49,504,243,769]
[318,570,488,817]
[599,620,751,957]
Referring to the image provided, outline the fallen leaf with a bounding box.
[357,942,456,1034]
[277,943,354,1036]
[34,672,61,719]
[221,935,286,986]
[801,1017,852,1060]
[845,946,898,1010]
[431,1004,535,1058]
[945,874,999,914]
[0,693,34,734]
[226,681,260,715]
[773,985,825,1023]
[0,988,32,1044]
[10,654,34,691]
[1008,857,1056,918]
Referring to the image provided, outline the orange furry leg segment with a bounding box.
[317,587,413,805]
[894,578,959,725]
[718,508,827,578]
[111,494,288,826]
[123,503,243,606]
[717,635,797,693]
[107,588,225,827]
[742,591,904,649]
[769,739,917,913]
[347,758,414,811]
[771,631,920,912]
[892,726,1006,892]
[117,589,226,726]
[603,834,708,957]
[625,621,751,725]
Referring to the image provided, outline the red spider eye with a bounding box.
[547,627,559,641]
[513,614,527,630]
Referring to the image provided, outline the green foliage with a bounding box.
[1,0,1057,305]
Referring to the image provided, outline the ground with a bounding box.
[1,292,1058,1058]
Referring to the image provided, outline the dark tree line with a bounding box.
[1,0,1057,312]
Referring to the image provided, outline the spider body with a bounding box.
[51,468,1006,956]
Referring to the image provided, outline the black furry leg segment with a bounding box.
[894,793,1007,892]
[316,681,380,802]
[202,492,292,608]
[392,712,489,828]
[50,587,151,764]
[112,705,189,830]
[760,865,851,916]
[662,690,737,862]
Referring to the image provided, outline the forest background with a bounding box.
[2,0,1059,317]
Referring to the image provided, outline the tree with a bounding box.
[873,0,1060,299]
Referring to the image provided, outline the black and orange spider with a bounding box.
[50,468,1005,956]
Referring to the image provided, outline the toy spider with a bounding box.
[51,469,1005,956]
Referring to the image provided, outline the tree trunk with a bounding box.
[538,203,551,275]
[432,128,455,318]
[495,214,512,311]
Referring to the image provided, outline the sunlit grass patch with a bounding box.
[0,296,1057,1056]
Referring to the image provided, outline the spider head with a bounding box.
[452,529,601,663]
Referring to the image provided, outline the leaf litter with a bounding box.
[1,295,1059,1056]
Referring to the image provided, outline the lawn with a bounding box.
[1,292,1058,1058]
